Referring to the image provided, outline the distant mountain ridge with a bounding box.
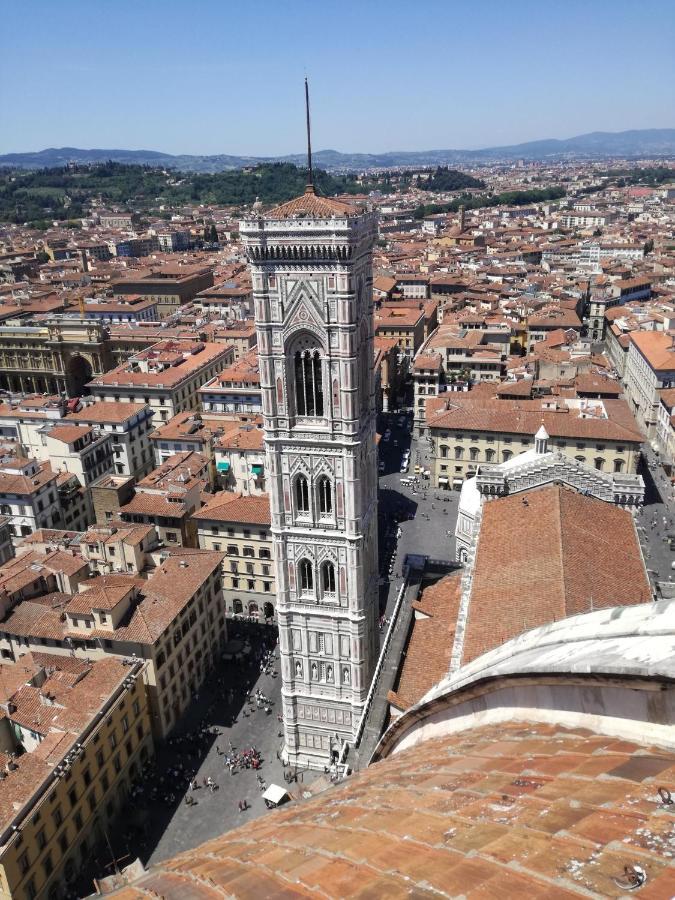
[1,129,674,172]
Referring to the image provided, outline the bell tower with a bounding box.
[240,89,379,768]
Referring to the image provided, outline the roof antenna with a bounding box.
[305,77,314,194]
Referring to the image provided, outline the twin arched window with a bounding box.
[294,350,324,417]
[294,474,332,517]
[297,559,336,597]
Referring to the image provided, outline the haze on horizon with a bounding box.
[1,0,673,157]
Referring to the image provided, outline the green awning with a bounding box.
[217,461,230,472]
[251,464,263,475]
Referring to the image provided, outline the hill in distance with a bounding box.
[1,129,674,173]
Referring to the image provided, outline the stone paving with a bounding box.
[635,446,675,591]
[79,624,298,889]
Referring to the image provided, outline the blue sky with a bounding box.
[1,0,673,155]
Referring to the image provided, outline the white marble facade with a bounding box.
[240,202,379,768]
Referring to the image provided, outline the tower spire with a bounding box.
[305,77,314,194]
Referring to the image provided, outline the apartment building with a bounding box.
[374,304,426,363]
[55,471,92,533]
[111,264,213,318]
[412,353,443,436]
[426,394,642,489]
[118,451,208,547]
[155,230,190,252]
[149,411,218,468]
[192,492,274,622]
[0,549,227,739]
[624,330,675,438]
[89,475,135,527]
[0,516,13,566]
[80,522,159,575]
[67,401,155,479]
[526,307,582,352]
[213,418,266,494]
[395,274,430,300]
[81,296,158,324]
[99,212,138,229]
[0,654,152,900]
[0,459,61,543]
[559,210,616,229]
[42,425,113,489]
[0,546,89,602]
[196,286,254,321]
[212,320,257,360]
[198,349,261,414]
[87,339,235,423]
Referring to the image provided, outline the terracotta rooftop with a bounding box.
[389,572,462,712]
[265,185,356,220]
[192,492,271,526]
[630,330,675,371]
[0,655,136,835]
[106,720,675,899]
[460,485,652,666]
[427,394,643,443]
[68,401,150,424]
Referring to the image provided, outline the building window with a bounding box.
[321,561,336,594]
[294,349,324,416]
[440,445,448,458]
[485,449,495,463]
[317,476,332,514]
[454,447,464,460]
[295,475,309,513]
[502,450,512,462]
[594,457,605,471]
[614,459,625,473]
[298,559,313,593]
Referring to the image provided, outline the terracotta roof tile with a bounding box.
[192,492,271,526]
[265,186,356,220]
[108,722,675,899]
[461,485,652,665]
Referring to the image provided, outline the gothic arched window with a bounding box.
[295,475,310,513]
[321,561,336,594]
[317,476,332,515]
[298,559,313,592]
[294,349,324,417]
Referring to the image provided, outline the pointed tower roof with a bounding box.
[265,185,356,220]
[535,423,550,442]
[263,79,358,221]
